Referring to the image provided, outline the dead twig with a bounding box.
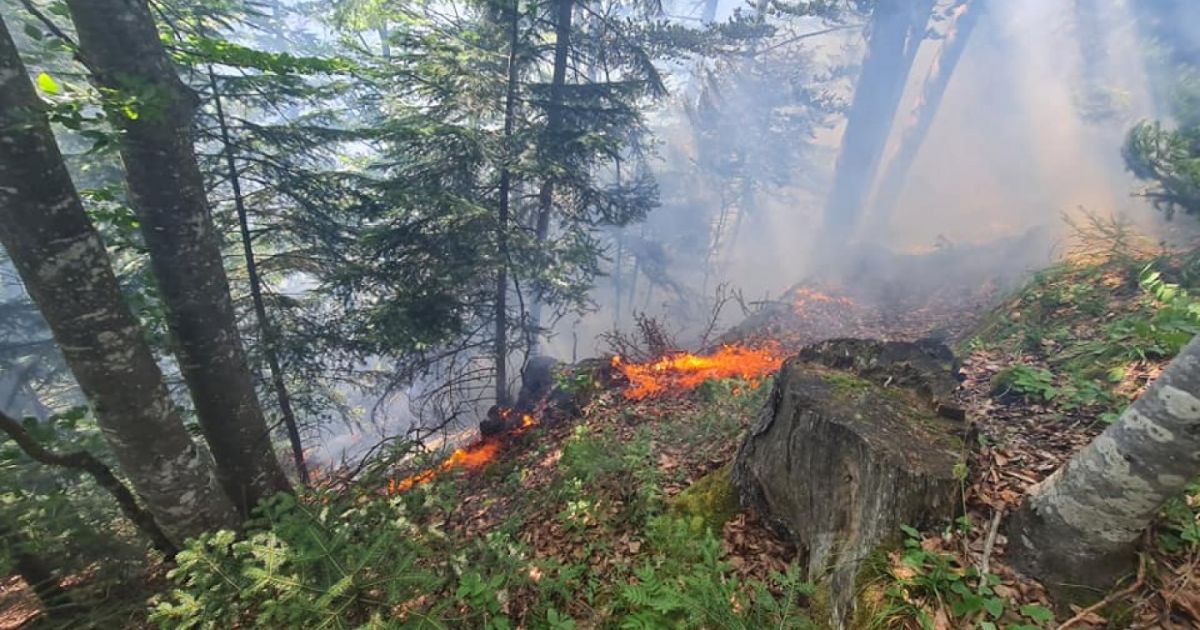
[979,508,1004,579]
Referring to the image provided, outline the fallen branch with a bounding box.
[0,410,178,556]
[1055,552,1147,630]
[979,507,1004,579]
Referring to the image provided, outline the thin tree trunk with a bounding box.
[0,411,177,556]
[64,0,291,516]
[870,0,982,222]
[495,0,522,407]
[1007,336,1200,597]
[206,67,309,487]
[820,0,933,245]
[701,0,719,24]
[528,0,574,354]
[0,15,238,542]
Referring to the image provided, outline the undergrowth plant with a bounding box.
[869,527,1054,630]
[151,493,448,629]
[614,516,816,629]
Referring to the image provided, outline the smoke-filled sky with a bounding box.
[549,0,1199,362]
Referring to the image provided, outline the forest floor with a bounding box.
[379,241,1200,628]
[12,234,1200,629]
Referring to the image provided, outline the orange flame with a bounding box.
[388,413,536,494]
[611,344,783,400]
[792,287,854,314]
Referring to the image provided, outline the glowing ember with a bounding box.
[611,344,783,400]
[792,287,855,314]
[388,413,535,493]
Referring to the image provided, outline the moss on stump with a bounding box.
[733,343,967,628]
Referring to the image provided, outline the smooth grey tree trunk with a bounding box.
[869,0,983,222]
[0,15,238,542]
[1008,336,1200,597]
[64,0,290,516]
[820,0,933,245]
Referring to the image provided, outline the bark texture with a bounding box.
[0,15,238,542]
[821,0,933,244]
[734,344,964,627]
[65,0,290,515]
[1008,336,1200,598]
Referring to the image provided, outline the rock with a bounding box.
[733,357,965,628]
[479,405,506,437]
[668,465,739,534]
[516,356,560,413]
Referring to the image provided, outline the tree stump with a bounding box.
[733,342,966,627]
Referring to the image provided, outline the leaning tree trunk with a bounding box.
[870,0,983,222]
[820,0,933,245]
[528,0,573,356]
[65,0,290,516]
[0,15,238,542]
[1008,335,1200,599]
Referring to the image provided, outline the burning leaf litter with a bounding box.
[611,344,783,400]
[388,412,536,493]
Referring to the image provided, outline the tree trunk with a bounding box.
[869,0,982,222]
[0,15,238,542]
[1008,335,1200,599]
[495,0,522,407]
[820,0,933,245]
[65,0,291,516]
[206,66,309,487]
[528,0,573,355]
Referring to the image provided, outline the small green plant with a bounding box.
[992,366,1057,403]
[1158,479,1200,554]
[613,516,816,629]
[150,493,447,629]
[872,526,1055,630]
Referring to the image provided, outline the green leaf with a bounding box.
[1020,603,1054,623]
[23,23,43,40]
[983,597,1004,618]
[36,72,61,95]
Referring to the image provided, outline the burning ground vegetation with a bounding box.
[57,236,1200,629]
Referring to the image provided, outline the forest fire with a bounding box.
[792,287,855,314]
[387,412,536,493]
[611,344,784,400]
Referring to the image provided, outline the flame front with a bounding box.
[388,413,535,494]
[612,344,783,400]
[792,287,855,314]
